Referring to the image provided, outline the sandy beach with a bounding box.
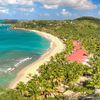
[9,28,65,89]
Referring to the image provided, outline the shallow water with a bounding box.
[0,24,50,87]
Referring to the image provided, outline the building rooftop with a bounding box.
[66,40,88,63]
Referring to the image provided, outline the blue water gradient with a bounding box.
[0,25,50,87]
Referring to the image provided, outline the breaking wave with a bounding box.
[14,57,32,67]
[0,57,32,73]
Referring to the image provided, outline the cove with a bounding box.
[0,24,50,87]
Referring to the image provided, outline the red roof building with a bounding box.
[66,41,88,63]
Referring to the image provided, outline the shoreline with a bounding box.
[9,28,65,89]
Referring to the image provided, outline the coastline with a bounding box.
[9,28,65,89]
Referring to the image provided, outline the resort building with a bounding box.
[66,40,88,63]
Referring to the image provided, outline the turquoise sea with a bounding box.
[0,24,50,87]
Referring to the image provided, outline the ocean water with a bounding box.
[0,24,50,87]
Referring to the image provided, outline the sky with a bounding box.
[0,0,100,20]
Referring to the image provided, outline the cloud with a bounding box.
[19,7,34,12]
[34,0,97,10]
[98,11,100,15]
[0,0,33,5]
[60,9,71,16]
[0,0,34,13]
[0,0,96,10]
[43,4,58,9]
[0,7,9,13]
[0,0,16,5]
[17,0,33,6]
[39,13,49,17]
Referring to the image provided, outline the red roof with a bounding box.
[66,41,88,63]
[73,41,81,50]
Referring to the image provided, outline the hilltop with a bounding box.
[75,16,100,21]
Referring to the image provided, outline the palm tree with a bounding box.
[16,82,26,96]
[27,81,39,100]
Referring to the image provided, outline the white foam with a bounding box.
[7,67,15,72]
[0,67,15,73]
[0,57,32,73]
[4,67,15,73]
[14,57,32,67]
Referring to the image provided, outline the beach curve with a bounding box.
[9,28,65,89]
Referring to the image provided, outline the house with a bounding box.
[66,40,88,63]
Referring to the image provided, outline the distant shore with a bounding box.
[9,28,65,89]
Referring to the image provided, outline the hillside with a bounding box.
[75,16,100,20]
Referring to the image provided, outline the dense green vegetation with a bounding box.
[0,17,100,100]
[4,20,18,24]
